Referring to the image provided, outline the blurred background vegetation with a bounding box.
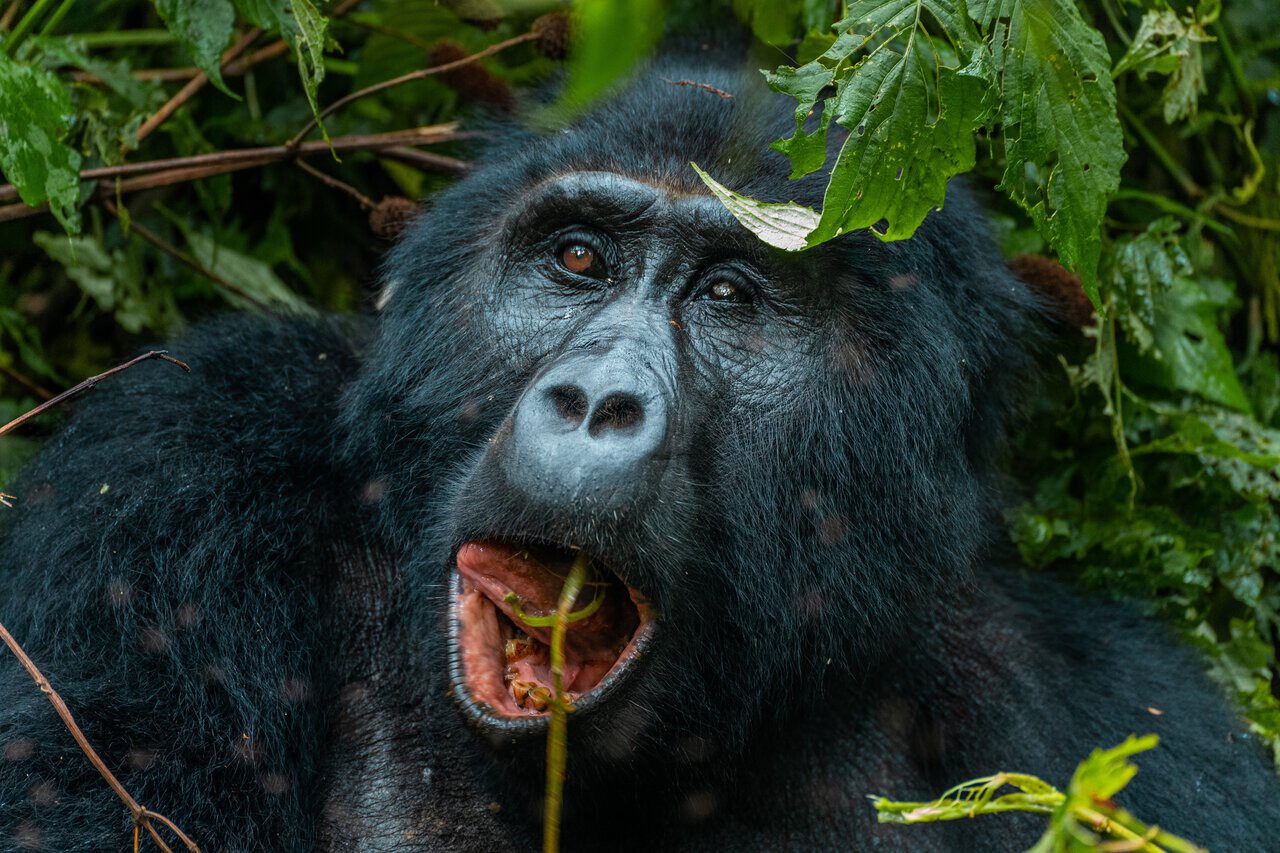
[0,0,1277,776]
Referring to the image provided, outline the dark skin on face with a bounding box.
[446,172,834,738]
[492,171,825,410]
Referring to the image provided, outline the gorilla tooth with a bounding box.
[505,637,534,664]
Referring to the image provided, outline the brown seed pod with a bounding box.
[428,40,515,112]
[532,12,569,61]
[1010,253,1096,329]
[368,196,420,241]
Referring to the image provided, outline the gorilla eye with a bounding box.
[709,281,737,301]
[700,271,752,304]
[559,243,598,276]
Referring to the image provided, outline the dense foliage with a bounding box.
[0,0,1276,803]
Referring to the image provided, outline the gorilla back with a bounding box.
[2,49,1278,852]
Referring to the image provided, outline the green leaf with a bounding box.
[970,0,1125,304]
[1055,735,1157,812]
[32,231,178,333]
[691,163,820,251]
[150,0,237,96]
[1125,276,1251,412]
[233,0,329,134]
[33,232,116,309]
[753,1,990,248]
[185,232,311,313]
[0,308,59,382]
[0,53,82,233]
[808,31,987,243]
[1113,7,1214,123]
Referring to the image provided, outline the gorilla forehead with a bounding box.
[507,170,786,259]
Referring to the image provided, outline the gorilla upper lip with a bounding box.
[449,538,655,729]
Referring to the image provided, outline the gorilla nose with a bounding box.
[505,356,669,506]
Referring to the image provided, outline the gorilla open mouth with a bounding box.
[450,540,654,727]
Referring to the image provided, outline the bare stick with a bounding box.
[0,362,54,400]
[0,350,189,438]
[663,78,734,99]
[378,145,472,175]
[0,0,21,31]
[287,30,537,149]
[0,125,465,199]
[295,159,375,209]
[101,201,268,308]
[133,28,261,146]
[0,621,198,851]
[0,353,195,843]
[0,125,471,221]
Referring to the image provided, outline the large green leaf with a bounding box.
[808,35,987,242]
[0,53,82,233]
[970,0,1124,304]
[151,0,237,96]
[734,1,991,247]
[559,0,663,113]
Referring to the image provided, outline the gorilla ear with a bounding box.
[1008,253,1096,329]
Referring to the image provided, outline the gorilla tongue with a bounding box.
[455,541,641,712]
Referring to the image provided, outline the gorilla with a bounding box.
[2,44,1278,853]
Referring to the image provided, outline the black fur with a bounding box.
[2,48,1278,852]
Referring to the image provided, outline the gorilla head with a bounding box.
[343,50,1039,793]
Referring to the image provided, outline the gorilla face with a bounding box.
[443,171,830,736]
[346,58,1037,779]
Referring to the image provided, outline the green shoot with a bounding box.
[871,735,1207,852]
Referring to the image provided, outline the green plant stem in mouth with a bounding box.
[543,550,591,853]
[503,579,604,627]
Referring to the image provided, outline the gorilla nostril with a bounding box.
[546,385,588,427]
[589,392,645,436]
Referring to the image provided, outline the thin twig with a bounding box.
[378,145,472,175]
[101,200,268,308]
[294,159,376,209]
[0,362,54,400]
[1,355,193,848]
[0,123,462,202]
[69,38,288,85]
[0,126,471,222]
[0,350,189,438]
[133,28,261,146]
[0,620,198,851]
[663,78,734,99]
[287,30,537,149]
[0,0,21,32]
[543,552,591,853]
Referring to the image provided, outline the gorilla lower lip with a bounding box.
[452,540,652,721]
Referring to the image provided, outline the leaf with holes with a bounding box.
[233,0,329,135]
[754,1,991,247]
[1114,7,1214,123]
